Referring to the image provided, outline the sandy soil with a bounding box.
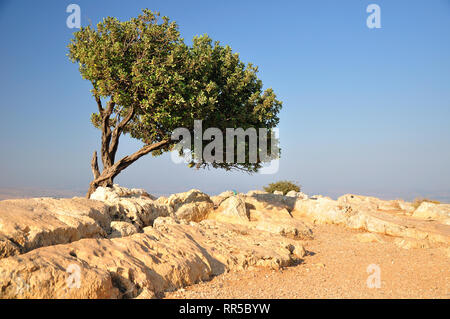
[164,223,450,299]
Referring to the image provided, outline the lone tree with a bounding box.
[68,10,282,198]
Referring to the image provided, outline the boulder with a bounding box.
[216,196,249,221]
[285,191,308,200]
[412,202,450,221]
[109,221,140,238]
[0,198,112,259]
[90,186,168,228]
[273,190,284,195]
[167,189,214,222]
[91,185,155,201]
[211,190,235,207]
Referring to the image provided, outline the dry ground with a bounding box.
[164,223,450,299]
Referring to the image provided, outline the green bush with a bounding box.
[263,181,301,195]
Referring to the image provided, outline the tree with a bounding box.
[263,181,301,195]
[68,10,282,198]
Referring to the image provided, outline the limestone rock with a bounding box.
[0,217,305,299]
[412,202,450,221]
[90,186,168,228]
[394,238,431,249]
[217,196,249,221]
[246,190,268,196]
[273,190,283,195]
[0,198,112,259]
[285,191,309,200]
[209,194,313,240]
[211,190,235,207]
[293,196,450,245]
[109,221,139,238]
[91,185,155,201]
[245,192,296,212]
[167,189,214,222]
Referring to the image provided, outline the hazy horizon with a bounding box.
[1,0,449,202]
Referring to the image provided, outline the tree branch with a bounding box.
[93,139,171,185]
[91,151,100,179]
[108,106,135,161]
[100,100,115,168]
[95,95,104,114]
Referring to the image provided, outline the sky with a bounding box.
[0,0,449,201]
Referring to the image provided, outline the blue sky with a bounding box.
[0,0,449,201]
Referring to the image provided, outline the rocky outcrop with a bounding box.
[0,217,306,299]
[91,186,214,226]
[0,185,448,299]
[109,221,139,238]
[209,194,313,240]
[292,195,450,245]
[91,186,171,227]
[0,197,112,259]
[412,202,450,222]
[167,189,214,222]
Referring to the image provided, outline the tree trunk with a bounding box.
[86,97,170,199]
[86,139,170,198]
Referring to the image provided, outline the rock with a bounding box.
[286,191,309,200]
[211,191,235,207]
[109,221,139,238]
[273,191,284,195]
[111,198,172,228]
[353,233,383,243]
[292,196,449,245]
[292,197,349,225]
[134,288,156,299]
[154,196,169,205]
[285,191,297,197]
[90,186,169,228]
[0,198,112,259]
[0,252,118,298]
[209,194,313,240]
[167,189,214,222]
[245,192,296,212]
[394,238,431,249]
[412,202,450,220]
[217,196,249,221]
[0,234,20,259]
[246,190,268,196]
[0,217,306,298]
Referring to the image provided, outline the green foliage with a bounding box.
[263,181,301,195]
[68,9,282,172]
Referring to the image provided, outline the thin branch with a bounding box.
[109,106,135,156]
[93,139,171,185]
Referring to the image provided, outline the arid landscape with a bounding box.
[0,186,448,299]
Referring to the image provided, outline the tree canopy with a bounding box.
[68,9,282,196]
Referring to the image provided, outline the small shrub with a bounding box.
[263,181,301,195]
[412,198,441,209]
